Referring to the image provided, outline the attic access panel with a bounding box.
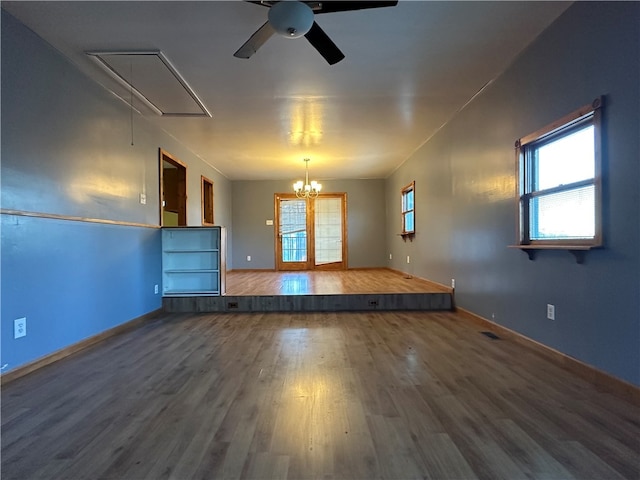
[86,51,211,117]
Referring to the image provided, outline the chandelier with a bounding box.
[293,158,322,199]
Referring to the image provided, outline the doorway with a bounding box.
[274,193,347,271]
[159,149,187,226]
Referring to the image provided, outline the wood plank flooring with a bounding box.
[2,311,639,480]
[225,269,450,296]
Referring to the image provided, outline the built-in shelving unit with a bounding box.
[162,227,226,296]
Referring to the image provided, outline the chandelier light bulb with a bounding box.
[293,158,321,198]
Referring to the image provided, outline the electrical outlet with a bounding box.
[139,193,146,205]
[14,317,26,339]
[389,253,392,260]
[451,278,456,289]
[547,304,555,320]
[154,284,159,294]
[247,255,251,261]
[406,255,410,264]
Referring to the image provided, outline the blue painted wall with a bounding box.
[1,216,161,371]
[386,2,640,386]
[1,10,232,373]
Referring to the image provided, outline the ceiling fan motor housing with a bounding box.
[268,1,314,38]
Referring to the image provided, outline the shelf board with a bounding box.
[163,249,219,253]
[398,232,415,242]
[509,244,598,264]
[164,269,219,274]
[163,290,220,296]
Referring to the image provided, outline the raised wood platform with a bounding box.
[163,269,454,313]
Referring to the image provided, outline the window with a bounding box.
[201,176,214,225]
[516,98,602,248]
[401,181,415,236]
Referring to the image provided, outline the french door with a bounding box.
[275,193,347,271]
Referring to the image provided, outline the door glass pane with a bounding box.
[279,199,307,262]
[315,197,342,265]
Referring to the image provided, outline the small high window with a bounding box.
[401,181,415,236]
[516,98,602,248]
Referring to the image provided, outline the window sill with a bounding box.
[509,244,599,264]
[399,232,415,242]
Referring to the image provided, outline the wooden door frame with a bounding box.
[159,149,187,226]
[201,175,214,226]
[274,193,348,271]
[274,194,311,271]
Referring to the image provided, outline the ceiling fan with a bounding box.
[234,1,399,65]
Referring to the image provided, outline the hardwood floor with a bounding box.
[2,311,639,480]
[225,269,450,296]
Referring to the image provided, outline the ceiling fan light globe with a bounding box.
[268,1,314,39]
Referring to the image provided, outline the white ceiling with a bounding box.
[2,1,571,181]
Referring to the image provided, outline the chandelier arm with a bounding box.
[293,158,320,199]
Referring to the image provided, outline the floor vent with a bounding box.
[481,331,500,340]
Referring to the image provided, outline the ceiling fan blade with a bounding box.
[234,21,276,59]
[245,1,273,7]
[313,1,398,14]
[304,21,345,65]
